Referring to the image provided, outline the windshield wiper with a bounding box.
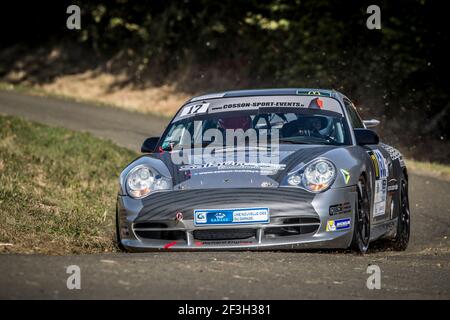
[161,141,213,151]
[278,138,310,144]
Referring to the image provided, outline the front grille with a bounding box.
[193,228,256,241]
[281,217,320,224]
[264,225,319,237]
[265,216,320,238]
[133,222,167,229]
[134,230,187,241]
[133,222,186,241]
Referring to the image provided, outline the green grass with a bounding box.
[0,115,137,254]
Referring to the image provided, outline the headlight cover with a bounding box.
[287,159,336,192]
[125,165,171,199]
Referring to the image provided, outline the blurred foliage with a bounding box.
[0,0,448,141]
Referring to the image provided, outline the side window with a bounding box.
[344,99,364,128]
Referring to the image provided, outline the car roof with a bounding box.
[188,88,346,103]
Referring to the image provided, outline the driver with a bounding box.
[218,115,252,131]
[308,116,327,138]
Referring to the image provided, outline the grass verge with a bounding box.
[0,115,137,254]
[405,159,450,182]
[0,81,172,121]
[0,81,174,120]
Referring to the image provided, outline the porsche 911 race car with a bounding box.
[116,88,410,253]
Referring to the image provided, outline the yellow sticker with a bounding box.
[340,169,350,184]
[326,220,336,232]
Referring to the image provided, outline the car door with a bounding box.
[343,99,394,225]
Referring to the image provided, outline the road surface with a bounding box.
[0,89,449,299]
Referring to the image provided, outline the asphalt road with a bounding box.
[0,89,449,299]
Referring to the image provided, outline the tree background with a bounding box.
[0,0,448,162]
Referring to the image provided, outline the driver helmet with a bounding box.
[218,115,252,131]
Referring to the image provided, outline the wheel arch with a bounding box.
[402,167,408,182]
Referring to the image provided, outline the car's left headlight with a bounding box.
[287,159,336,192]
[125,165,171,199]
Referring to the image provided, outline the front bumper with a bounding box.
[117,186,357,251]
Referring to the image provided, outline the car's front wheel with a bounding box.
[390,173,410,250]
[350,176,371,254]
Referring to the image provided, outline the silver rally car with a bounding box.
[116,88,410,253]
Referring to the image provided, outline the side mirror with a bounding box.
[354,128,379,145]
[141,137,160,153]
[363,119,380,128]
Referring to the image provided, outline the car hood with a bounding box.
[148,144,338,189]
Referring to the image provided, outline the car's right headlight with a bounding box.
[126,165,171,199]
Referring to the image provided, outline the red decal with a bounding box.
[195,241,203,246]
[164,241,177,249]
[317,98,323,109]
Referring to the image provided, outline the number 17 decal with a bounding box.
[180,103,210,117]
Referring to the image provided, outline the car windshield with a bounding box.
[160,108,351,151]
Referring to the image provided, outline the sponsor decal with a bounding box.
[296,89,332,97]
[261,181,275,188]
[212,212,227,222]
[387,184,398,192]
[368,151,380,179]
[329,202,351,216]
[163,241,178,249]
[326,218,351,232]
[211,101,306,113]
[195,212,207,224]
[177,96,342,119]
[175,211,184,222]
[194,208,270,225]
[368,149,389,217]
[308,97,323,109]
[199,240,254,246]
[180,162,285,175]
[340,169,351,184]
[374,150,388,178]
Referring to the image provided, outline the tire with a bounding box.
[390,174,410,251]
[351,176,371,253]
[115,204,127,252]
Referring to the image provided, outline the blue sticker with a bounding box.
[194,208,269,226]
[326,218,351,232]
